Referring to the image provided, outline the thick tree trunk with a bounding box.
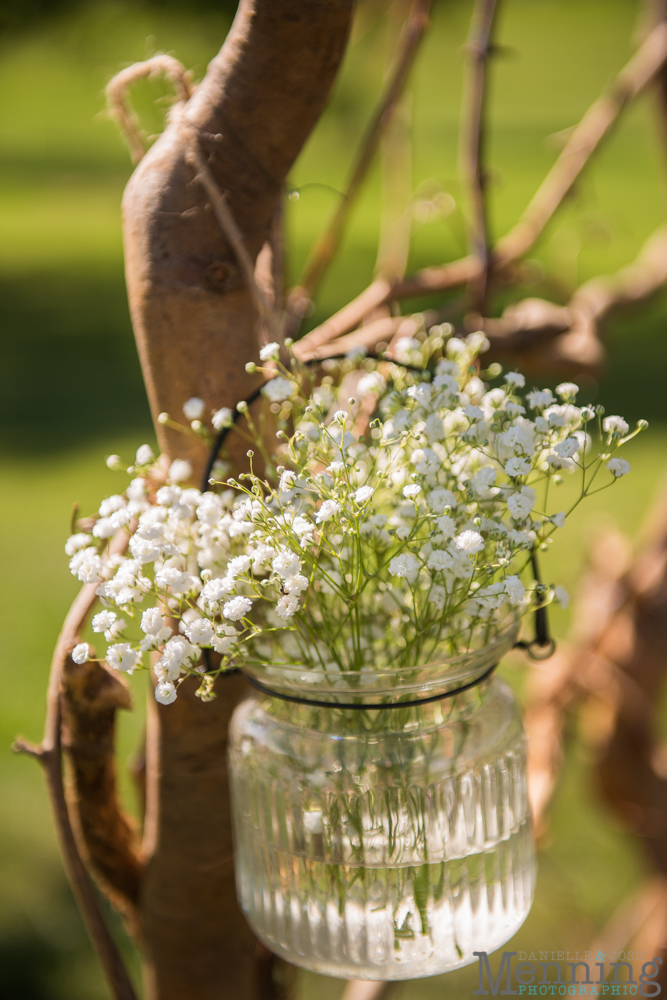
[121,3,354,997]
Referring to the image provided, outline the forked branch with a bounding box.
[297,18,667,353]
[14,531,138,1000]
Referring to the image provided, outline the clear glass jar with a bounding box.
[228,624,535,981]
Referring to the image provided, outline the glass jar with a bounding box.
[228,623,535,981]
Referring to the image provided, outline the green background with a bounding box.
[1,1,666,996]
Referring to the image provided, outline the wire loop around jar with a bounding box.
[199,361,557,704]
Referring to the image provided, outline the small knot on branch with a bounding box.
[106,54,194,164]
[13,736,49,763]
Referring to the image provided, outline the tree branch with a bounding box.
[107,55,194,164]
[495,20,667,264]
[285,0,431,331]
[60,655,143,927]
[297,19,667,354]
[459,0,499,312]
[187,144,283,343]
[14,532,138,1000]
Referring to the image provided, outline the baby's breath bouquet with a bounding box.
[66,327,645,978]
[67,328,642,707]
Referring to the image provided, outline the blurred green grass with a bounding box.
[1,1,667,997]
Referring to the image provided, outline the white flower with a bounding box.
[470,467,497,496]
[436,514,456,537]
[556,382,579,401]
[201,577,235,604]
[259,342,280,361]
[411,448,441,476]
[553,585,570,608]
[212,407,234,430]
[357,371,385,396]
[262,376,295,402]
[504,371,525,388]
[427,550,453,572]
[65,532,92,556]
[389,553,420,580]
[403,484,422,498]
[504,457,531,477]
[428,488,457,514]
[272,550,301,578]
[184,618,215,646]
[395,336,421,355]
[603,415,629,437]
[453,530,484,555]
[279,470,297,491]
[354,486,374,504]
[227,555,251,578]
[183,397,205,420]
[135,444,154,465]
[155,681,177,705]
[70,547,103,584]
[141,607,171,641]
[92,610,117,633]
[283,574,309,595]
[276,595,300,618]
[433,372,458,393]
[327,461,345,476]
[169,459,192,483]
[155,636,198,680]
[607,457,631,477]
[155,567,200,596]
[72,643,90,665]
[223,596,253,620]
[551,511,566,528]
[106,455,124,470]
[428,585,446,610]
[107,643,140,673]
[554,438,579,459]
[464,404,484,422]
[507,490,535,520]
[316,499,339,523]
[526,389,554,410]
[504,575,526,605]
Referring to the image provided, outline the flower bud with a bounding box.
[245,362,257,373]
[157,412,169,424]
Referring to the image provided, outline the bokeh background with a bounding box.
[2,0,667,996]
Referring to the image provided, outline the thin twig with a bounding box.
[107,55,193,164]
[14,534,137,1000]
[495,19,667,263]
[297,19,667,355]
[285,0,432,332]
[187,144,284,343]
[459,0,499,312]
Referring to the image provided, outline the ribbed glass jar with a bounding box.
[228,625,535,981]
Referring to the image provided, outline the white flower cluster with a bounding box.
[65,331,643,704]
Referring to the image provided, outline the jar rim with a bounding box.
[241,616,520,705]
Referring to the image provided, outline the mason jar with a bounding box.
[228,623,535,981]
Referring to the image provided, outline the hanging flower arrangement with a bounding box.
[64,328,644,979]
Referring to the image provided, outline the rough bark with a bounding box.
[121,3,354,997]
[60,656,142,927]
[123,0,354,475]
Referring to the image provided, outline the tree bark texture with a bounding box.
[121,3,354,997]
